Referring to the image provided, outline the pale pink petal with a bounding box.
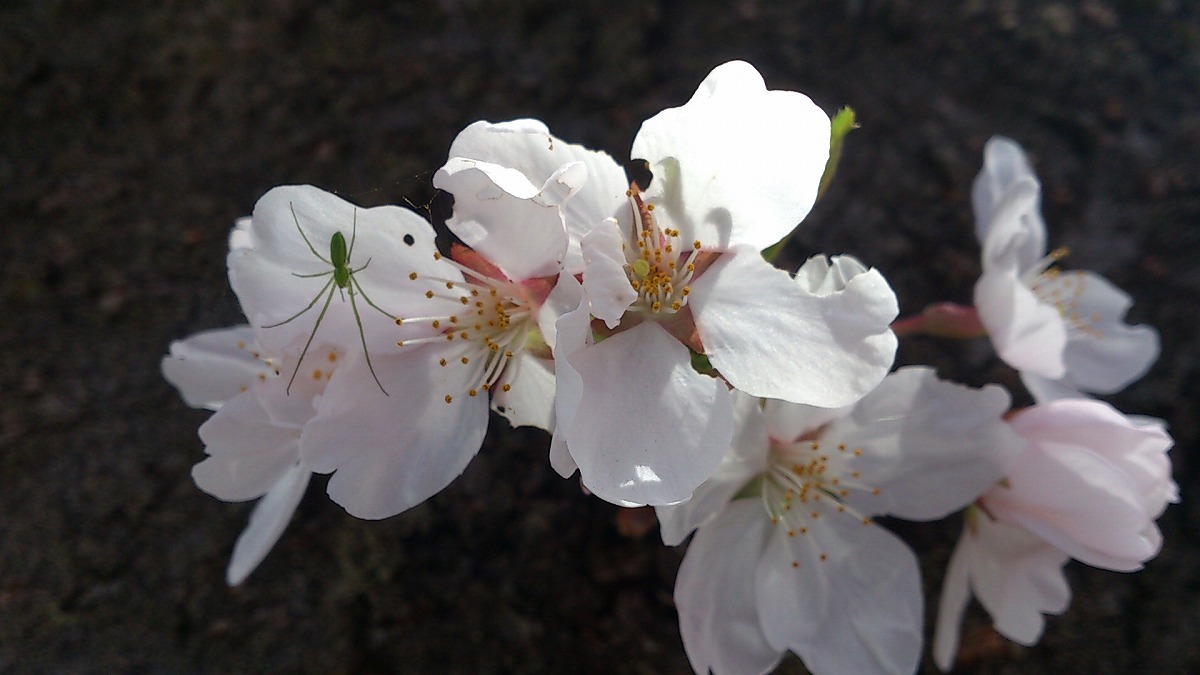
[226,464,310,586]
[433,158,576,281]
[690,246,897,407]
[963,513,1071,646]
[192,391,299,502]
[1020,371,1087,401]
[631,61,830,250]
[1009,400,1177,526]
[564,321,733,506]
[822,367,1022,520]
[580,219,637,327]
[446,119,629,272]
[674,500,781,675]
[229,185,450,357]
[975,268,1068,378]
[162,325,269,410]
[1035,270,1160,395]
[301,349,490,519]
[983,422,1158,571]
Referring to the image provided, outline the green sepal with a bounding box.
[817,106,858,200]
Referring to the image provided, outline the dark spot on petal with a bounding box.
[625,159,653,191]
[403,233,415,246]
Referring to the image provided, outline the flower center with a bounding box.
[396,252,538,401]
[1023,247,1104,339]
[621,184,702,316]
[761,435,883,566]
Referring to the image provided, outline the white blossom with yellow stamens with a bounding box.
[656,367,1022,675]
[972,136,1159,400]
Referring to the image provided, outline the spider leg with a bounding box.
[262,277,335,328]
[350,273,395,320]
[348,285,388,395]
[284,283,337,395]
[290,202,333,266]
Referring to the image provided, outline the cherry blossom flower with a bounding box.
[162,325,313,586]
[657,367,1021,675]
[444,63,897,505]
[971,136,1159,401]
[228,184,566,520]
[933,398,1177,670]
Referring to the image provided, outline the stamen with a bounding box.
[761,434,882,570]
[619,184,704,317]
[395,257,535,404]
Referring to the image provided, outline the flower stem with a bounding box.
[891,302,986,339]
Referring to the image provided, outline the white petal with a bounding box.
[690,246,897,407]
[794,253,868,295]
[755,520,827,649]
[226,464,310,586]
[977,176,1044,274]
[790,521,923,675]
[975,268,1068,378]
[674,500,781,675]
[828,367,1022,520]
[580,218,637,327]
[972,137,1047,270]
[537,270,584,351]
[229,185,452,357]
[631,61,831,250]
[564,322,733,506]
[446,119,630,272]
[1037,270,1160,394]
[1020,371,1088,402]
[433,158,573,281]
[932,529,973,671]
[193,391,299,502]
[548,276,590,479]
[760,399,850,446]
[491,351,555,432]
[964,512,1071,646]
[301,349,490,519]
[162,325,267,410]
[656,391,768,546]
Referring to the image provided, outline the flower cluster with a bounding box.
[163,62,1175,672]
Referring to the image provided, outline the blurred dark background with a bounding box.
[2,1,1198,672]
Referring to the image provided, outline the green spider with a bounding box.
[263,203,393,395]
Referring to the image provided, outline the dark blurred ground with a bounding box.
[2,1,1199,673]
